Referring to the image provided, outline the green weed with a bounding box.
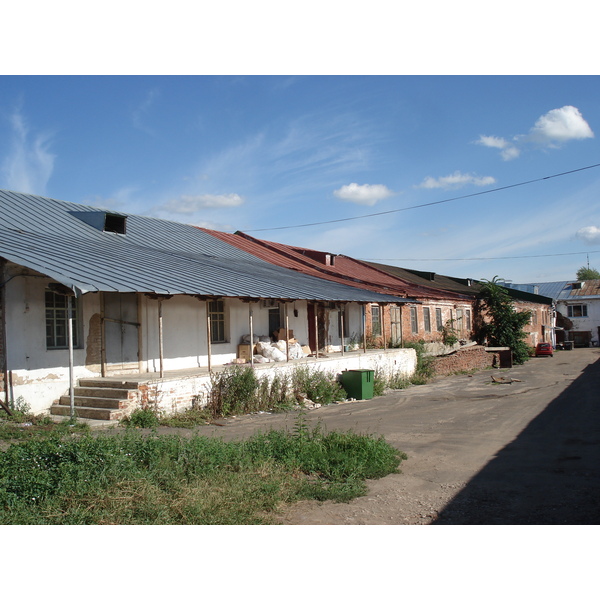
[0,421,406,524]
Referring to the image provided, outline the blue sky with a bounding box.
[3,75,599,284]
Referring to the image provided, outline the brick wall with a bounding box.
[432,344,495,376]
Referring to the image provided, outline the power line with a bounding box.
[243,162,600,232]
[360,250,600,262]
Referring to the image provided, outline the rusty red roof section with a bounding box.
[200,228,470,302]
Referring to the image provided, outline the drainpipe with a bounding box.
[67,295,75,419]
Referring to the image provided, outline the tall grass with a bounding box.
[0,423,406,524]
[208,365,346,417]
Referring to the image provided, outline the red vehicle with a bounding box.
[535,342,554,357]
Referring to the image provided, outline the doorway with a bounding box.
[103,293,140,372]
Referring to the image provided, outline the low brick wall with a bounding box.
[432,345,495,376]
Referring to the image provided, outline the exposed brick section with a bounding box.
[85,313,102,371]
[432,345,495,376]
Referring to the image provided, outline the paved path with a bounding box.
[188,347,600,524]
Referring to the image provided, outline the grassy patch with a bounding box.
[0,413,90,443]
[0,421,405,525]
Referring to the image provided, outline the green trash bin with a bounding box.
[340,369,375,400]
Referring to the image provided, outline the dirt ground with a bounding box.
[179,347,600,525]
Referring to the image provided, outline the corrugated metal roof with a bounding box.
[202,230,468,302]
[0,190,404,303]
[364,261,481,297]
[504,281,600,300]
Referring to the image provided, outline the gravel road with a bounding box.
[191,347,600,525]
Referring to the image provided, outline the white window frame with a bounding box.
[45,290,81,350]
[567,304,588,318]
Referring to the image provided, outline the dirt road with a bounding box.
[193,347,600,525]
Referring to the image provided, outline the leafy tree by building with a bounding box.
[576,266,600,280]
[476,277,532,365]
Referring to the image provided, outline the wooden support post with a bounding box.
[100,291,106,377]
[381,303,387,352]
[314,304,319,360]
[158,298,164,378]
[400,304,404,348]
[285,304,290,362]
[206,300,212,373]
[340,304,345,356]
[363,304,367,354]
[67,295,75,419]
[249,302,254,367]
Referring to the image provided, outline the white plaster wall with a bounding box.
[557,299,600,345]
[4,270,100,413]
[150,347,417,414]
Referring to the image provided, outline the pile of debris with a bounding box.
[237,330,311,364]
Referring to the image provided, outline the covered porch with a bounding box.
[50,346,418,421]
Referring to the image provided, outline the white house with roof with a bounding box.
[503,280,600,348]
[1,190,416,419]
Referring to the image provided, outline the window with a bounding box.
[208,300,226,342]
[410,306,418,334]
[423,307,431,333]
[567,305,588,318]
[436,308,443,332]
[45,290,80,349]
[456,309,464,331]
[466,309,471,331]
[371,305,381,336]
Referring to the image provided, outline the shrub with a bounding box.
[209,365,259,417]
[125,407,160,429]
[404,341,435,384]
[291,366,347,405]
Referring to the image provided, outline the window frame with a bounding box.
[208,299,227,343]
[45,290,82,350]
[410,306,418,334]
[435,308,443,332]
[423,306,431,333]
[567,304,588,318]
[371,304,381,336]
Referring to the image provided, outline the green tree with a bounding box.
[576,266,600,281]
[477,277,532,365]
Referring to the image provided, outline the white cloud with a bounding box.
[161,193,244,214]
[500,146,521,161]
[416,171,496,190]
[475,135,520,161]
[1,109,55,194]
[575,225,600,244]
[132,89,160,135]
[476,135,509,149]
[527,105,594,145]
[477,105,593,160]
[333,183,395,206]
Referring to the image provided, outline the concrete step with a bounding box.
[71,386,136,400]
[58,395,126,410]
[50,404,126,421]
[78,378,140,390]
